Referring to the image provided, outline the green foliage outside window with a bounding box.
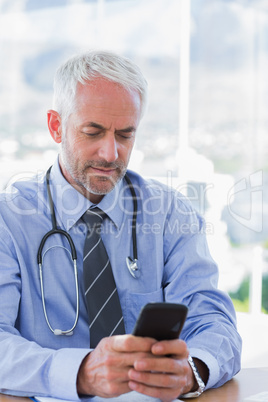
[229,274,268,314]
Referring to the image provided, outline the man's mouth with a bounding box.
[89,166,118,176]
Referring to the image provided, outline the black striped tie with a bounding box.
[83,207,125,347]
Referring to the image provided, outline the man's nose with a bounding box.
[98,134,119,162]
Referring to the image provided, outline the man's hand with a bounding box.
[77,334,157,398]
[77,335,198,401]
[128,339,195,402]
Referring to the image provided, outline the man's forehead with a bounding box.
[74,79,142,120]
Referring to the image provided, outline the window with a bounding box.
[1,0,268,367]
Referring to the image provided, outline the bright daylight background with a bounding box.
[1,0,268,368]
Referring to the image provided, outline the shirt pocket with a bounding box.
[124,288,164,333]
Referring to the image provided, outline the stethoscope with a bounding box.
[37,166,139,336]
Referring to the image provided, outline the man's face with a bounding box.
[59,78,142,203]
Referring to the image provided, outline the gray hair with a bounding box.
[52,50,148,128]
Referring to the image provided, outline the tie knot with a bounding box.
[83,207,105,231]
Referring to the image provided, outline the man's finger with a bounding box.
[151,339,189,358]
[112,334,157,353]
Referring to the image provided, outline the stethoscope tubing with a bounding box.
[124,173,138,262]
[38,257,79,336]
[38,167,138,335]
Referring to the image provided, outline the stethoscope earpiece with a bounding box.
[53,329,62,336]
[54,329,73,336]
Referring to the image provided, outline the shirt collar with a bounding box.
[49,159,128,231]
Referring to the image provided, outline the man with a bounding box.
[0,51,241,401]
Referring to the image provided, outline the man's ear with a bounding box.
[47,110,63,144]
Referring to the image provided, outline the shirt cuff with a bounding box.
[188,347,220,390]
[49,347,91,400]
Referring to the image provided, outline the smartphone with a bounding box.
[132,302,188,341]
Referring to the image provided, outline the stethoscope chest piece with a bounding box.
[126,256,140,279]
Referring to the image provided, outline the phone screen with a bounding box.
[132,302,188,341]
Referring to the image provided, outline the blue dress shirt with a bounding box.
[0,159,241,399]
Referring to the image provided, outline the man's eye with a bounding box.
[117,132,133,139]
[83,132,100,136]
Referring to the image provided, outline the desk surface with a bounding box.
[1,368,268,402]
